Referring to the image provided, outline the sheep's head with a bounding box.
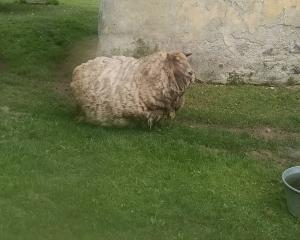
[167,52,195,91]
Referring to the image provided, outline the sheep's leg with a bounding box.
[147,110,165,129]
[169,111,176,119]
[148,117,154,130]
[75,105,86,122]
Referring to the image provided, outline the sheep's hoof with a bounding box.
[148,118,154,130]
[75,116,85,122]
[169,111,176,119]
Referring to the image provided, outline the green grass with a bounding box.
[182,85,300,131]
[0,1,300,239]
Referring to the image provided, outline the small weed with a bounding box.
[227,71,246,85]
[132,38,159,58]
[17,0,59,4]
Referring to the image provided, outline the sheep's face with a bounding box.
[167,52,195,89]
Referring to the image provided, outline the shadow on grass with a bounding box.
[53,110,274,155]
[0,2,48,14]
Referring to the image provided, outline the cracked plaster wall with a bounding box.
[98,0,300,84]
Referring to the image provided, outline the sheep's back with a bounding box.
[71,56,143,122]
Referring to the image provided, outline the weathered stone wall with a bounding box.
[98,0,300,85]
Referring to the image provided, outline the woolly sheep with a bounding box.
[70,51,195,127]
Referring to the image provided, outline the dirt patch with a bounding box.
[185,122,299,166]
[185,122,300,142]
[248,150,298,167]
[249,150,275,161]
[240,127,300,142]
[285,148,300,161]
[0,60,8,72]
[55,36,98,95]
[54,81,72,97]
[231,126,298,142]
[287,85,300,91]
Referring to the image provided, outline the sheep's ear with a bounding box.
[184,52,192,57]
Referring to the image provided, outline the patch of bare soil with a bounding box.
[286,85,300,90]
[234,127,300,142]
[54,36,98,96]
[248,149,299,167]
[185,122,300,142]
[0,60,8,72]
[186,122,299,166]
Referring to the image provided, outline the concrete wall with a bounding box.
[98,0,300,85]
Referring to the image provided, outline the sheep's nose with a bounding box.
[188,71,194,76]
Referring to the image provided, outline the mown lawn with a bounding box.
[0,1,299,239]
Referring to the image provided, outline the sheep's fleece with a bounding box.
[71,51,195,127]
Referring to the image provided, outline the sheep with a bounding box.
[70,51,195,127]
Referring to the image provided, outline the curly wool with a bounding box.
[70,51,195,126]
